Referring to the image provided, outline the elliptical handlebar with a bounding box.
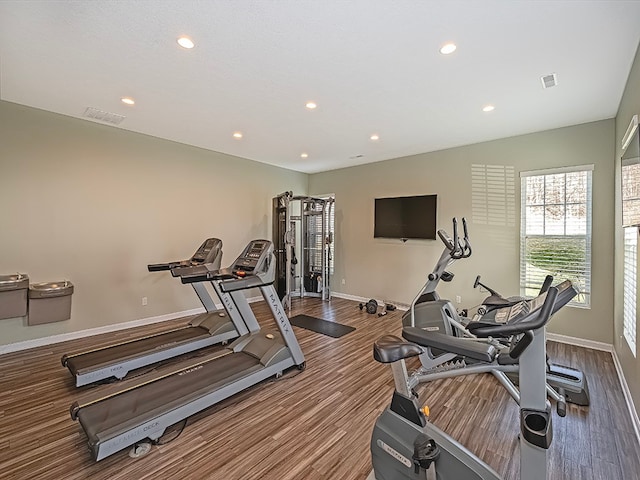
[473,275,501,297]
[460,217,472,258]
[437,229,455,252]
[406,217,472,327]
[436,218,472,260]
[446,217,472,260]
[451,218,460,258]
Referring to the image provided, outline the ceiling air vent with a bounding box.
[83,107,125,125]
[540,73,558,89]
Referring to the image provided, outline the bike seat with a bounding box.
[373,335,424,363]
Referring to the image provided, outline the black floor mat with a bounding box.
[289,315,355,338]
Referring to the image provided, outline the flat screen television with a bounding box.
[374,194,437,240]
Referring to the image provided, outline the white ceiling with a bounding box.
[1,1,640,174]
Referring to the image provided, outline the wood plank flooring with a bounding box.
[0,297,638,479]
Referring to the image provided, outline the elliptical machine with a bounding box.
[371,281,575,480]
[402,218,590,407]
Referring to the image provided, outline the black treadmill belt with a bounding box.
[77,352,261,442]
[67,326,211,374]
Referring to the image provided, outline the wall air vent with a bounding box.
[540,73,558,89]
[83,107,125,125]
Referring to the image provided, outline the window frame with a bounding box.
[519,165,593,308]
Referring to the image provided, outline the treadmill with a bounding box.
[61,238,243,386]
[70,239,305,461]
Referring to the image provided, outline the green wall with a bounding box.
[310,119,615,344]
[0,100,307,345]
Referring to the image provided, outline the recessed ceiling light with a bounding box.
[233,132,243,139]
[301,153,309,158]
[121,97,135,105]
[370,134,379,141]
[177,36,195,49]
[482,105,495,112]
[305,102,317,110]
[440,43,457,55]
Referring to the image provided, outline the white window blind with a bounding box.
[520,167,592,307]
[306,201,325,272]
[326,199,335,275]
[307,196,335,276]
[622,162,640,227]
[624,226,637,356]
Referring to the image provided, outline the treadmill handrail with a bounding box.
[181,268,238,284]
[220,276,273,292]
[148,260,189,272]
[169,263,218,278]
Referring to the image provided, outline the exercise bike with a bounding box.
[371,279,576,480]
[402,218,590,407]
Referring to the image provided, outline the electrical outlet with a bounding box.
[341,278,346,285]
[455,295,462,304]
[142,296,148,306]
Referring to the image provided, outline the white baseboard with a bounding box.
[546,332,612,352]
[331,292,408,309]
[0,307,203,356]
[611,350,640,444]
[331,292,371,303]
[0,295,264,356]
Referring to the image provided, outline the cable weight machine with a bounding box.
[273,191,334,310]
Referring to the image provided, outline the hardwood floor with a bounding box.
[0,297,638,479]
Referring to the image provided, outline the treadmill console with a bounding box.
[191,238,222,265]
[147,238,223,274]
[233,240,271,273]
[180,239,275,287]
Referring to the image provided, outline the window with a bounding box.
[622,161,640,227]
[326,197,335,275]
[520,166,593,307]
[624,226,637,356]
[305,196,335,276]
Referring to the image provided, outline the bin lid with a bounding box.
[29,281,74,298]
[0,273,29,291]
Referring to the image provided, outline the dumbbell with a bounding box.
[358,299,378,314]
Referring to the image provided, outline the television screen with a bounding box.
[374,194,437,240]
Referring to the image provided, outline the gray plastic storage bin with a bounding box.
[0,273,29,320]
[28,281,74,325]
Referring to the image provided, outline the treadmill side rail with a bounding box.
[85,358,295,461]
